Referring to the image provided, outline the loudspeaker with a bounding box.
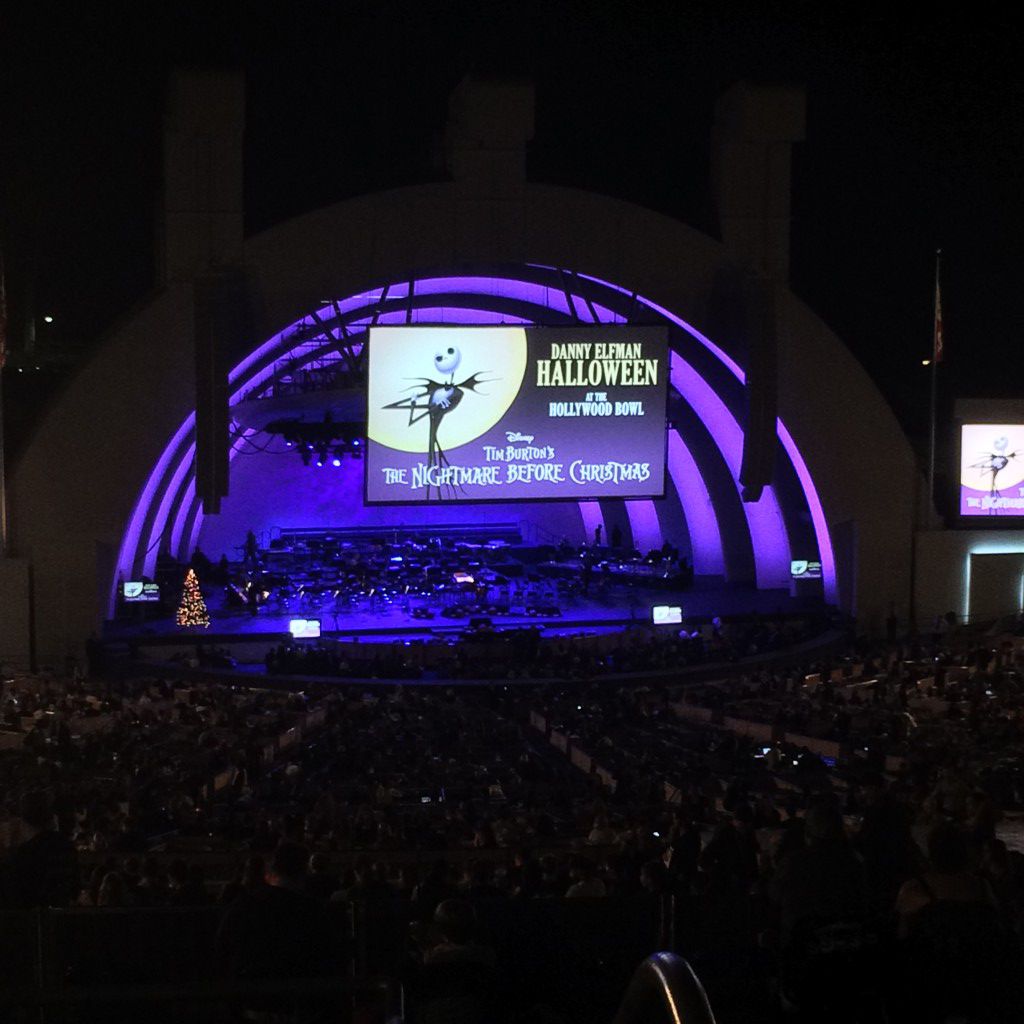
[738,274,778,502]
[194,269,253,514]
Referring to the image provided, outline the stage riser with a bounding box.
[273,522,523,547]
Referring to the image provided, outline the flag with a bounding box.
[933,265,943,364]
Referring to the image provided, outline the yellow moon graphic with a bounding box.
[367,326,528,453]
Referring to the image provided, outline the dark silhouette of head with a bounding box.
[434,899,477,946]
[20,791,54,831]
[271,842,308,886]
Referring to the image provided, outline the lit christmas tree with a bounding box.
[176,568,210,628]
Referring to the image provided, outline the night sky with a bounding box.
[1,2,1020,455]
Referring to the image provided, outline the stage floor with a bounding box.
[108,575,825,652]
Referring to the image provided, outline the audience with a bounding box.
[0,616,1023,1023]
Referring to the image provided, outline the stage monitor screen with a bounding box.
[365,325,668,504]
[790,560,823,580]
[123,581,160,603]
[959,424,1024,517]
[288,618,321,639]
[652,605,682,625]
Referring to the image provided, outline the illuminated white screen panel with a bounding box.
[365,325,668,504]
[960,424,1024,517]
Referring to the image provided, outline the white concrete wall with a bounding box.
[916,529,1024,626]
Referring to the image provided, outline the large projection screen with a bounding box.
[366,325,668,504]
[959,423,1024,517]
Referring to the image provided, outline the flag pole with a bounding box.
[0,246,8,559]
[0,351,6,559]
[927,249,942,521]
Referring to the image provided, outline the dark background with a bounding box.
[1,1,1020,466]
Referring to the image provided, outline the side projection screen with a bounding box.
[365,325,668,504]
[959,424,1024,517]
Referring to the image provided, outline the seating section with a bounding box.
[1,624,1024,1022]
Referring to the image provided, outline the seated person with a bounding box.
[894,822,1021,1022]
[217,842,346,1019]
[413,899,498,1024]
[420,899,497,968]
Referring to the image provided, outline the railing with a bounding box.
[519,518,563,546]
[1,899,673,1010]
[0,975,402,1023]
[612,952,718,1024]
[273,522,523,545]
[0,906,401,1022]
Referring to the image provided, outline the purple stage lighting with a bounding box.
[118,268,835,615]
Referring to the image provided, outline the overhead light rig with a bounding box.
[263,413,365,467]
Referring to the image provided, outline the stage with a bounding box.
[105,565,828,673]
